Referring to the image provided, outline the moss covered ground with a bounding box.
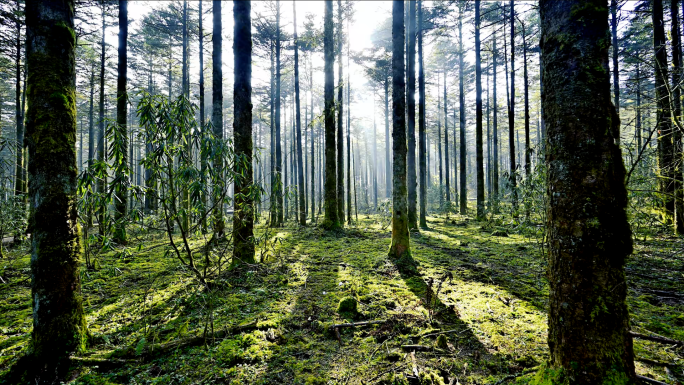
[0,212,682,384]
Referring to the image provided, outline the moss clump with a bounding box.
[492,230,509,237]
[435,334,448,349]
[338,297,357,314]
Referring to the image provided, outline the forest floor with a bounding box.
[0,212,683,384]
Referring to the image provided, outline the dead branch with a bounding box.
[630,331,684,347]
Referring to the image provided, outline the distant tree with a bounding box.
[25,0,87,378]
[233,0,255,264]
[539,0,637,382]
[458,3,466,215]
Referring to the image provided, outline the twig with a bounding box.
[332,320,386,329]
[413,329,466,339]
[401,345,434,352]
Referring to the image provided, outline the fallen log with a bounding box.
[70,356,130,368]
[112,320,261,359]
[630,331,684,347]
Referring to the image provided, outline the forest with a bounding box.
[0,0,682,384]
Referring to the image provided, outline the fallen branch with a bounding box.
[70,356,130,368]
[637,375,670,385]
[414,329,465,339]
[630,331,684,347]
[401,344,434,352]
[112,320,261,359]
[332,320,386,329]
[635,357,672,367]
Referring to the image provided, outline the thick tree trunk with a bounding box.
[389,0,412,267]
[212,0,225,237]
[407,0,417,229]
[540,1,637,382]
[458,6,467,215]
[475,0,484,219]
[323,0,339,229]
[508,0,518,215]
[25,0,87,375]
[232,0,255,264]
[418,0,427,228]
[114,0,128,244]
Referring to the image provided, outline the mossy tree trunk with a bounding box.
[323,0,339,230]
[25,0,87,376]
[418,0,427,228]
[212,0,224,237]
[114,0,128,244]
[389,0,412,265]
[670,0,684,235]
[232,0,255,265]
[538,1,637,383]
[407,0,417,230]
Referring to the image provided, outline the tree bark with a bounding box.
[212,0,225,237]
[444,66,450,207]
[522,22,531,219]
[199,0,207,231]
[97,3,107,234]
[25,0,87,375]
[323,0,339,229]
[114,0,128,244]
[389,0,412,265]
[671,0,684,234]
[611,0,620,142]
[540,1,637,382]
[407,0,417,229]
[275,1,283,226]
[232,0,255,265]
[14,2,25,198]
[475,0,484,219]
[418,0,427,228]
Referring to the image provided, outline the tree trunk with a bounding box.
[611,0,620,144]
[212,0,225,237]
[275,1,283,226]
[114,0,128,244]
[293,3,306,226]
[336,0,345,224]
[508,0,518,216]
[539,1,637,382]
[311,57,316,223]
[232,0,255,264]
[418,0,427,228]
[475,0,484,219]
[389,0,412,267]
[199,0,207,232]
[458,5,467,215]
[25,0,87,375]
[444,67,450,207]
[523,23,531,220]
[323,0,339,229]
[347,14,352,224]
[407,0,417,229]
[97,3,107,234]
[437,73,443,211]
[671,0,684,234]
[14,5,25,198]
[385,78,390,199]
